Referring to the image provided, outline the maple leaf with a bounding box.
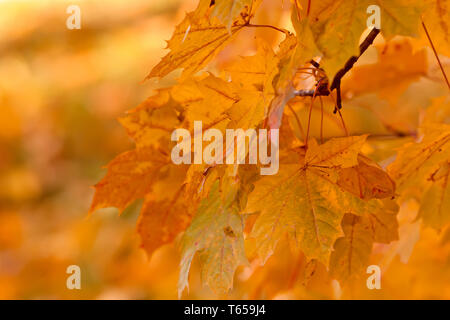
[178,180,247,296]
[388,124,450,193]
[224,41,277,91]
[147,0,247,80]
[89,148,171,214]
[422,0,450,56]
[305,135,368,168]
[224,42,279,130]
[172,73,239,126]
[246,135,391,265]
[419,162,450,230]
[329,213,374,283]
[138,191,192,259]
[212,0,254,32]
[337,154,396,200]
[330,198,398,283]
[118,89,182,148]
[368,199,399,244]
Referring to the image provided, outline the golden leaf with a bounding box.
[172,74,238,126]
[388,124,450,193]
[419,162,450,230]
[422,0,450,56]
[329,214,373,283]
[118,89,182,148]
[147,0,246,80]
[89,148,170,214]
[212,0,254,31]
[246,136,387,265]
[138,189,192,259]
[337,154,396,200]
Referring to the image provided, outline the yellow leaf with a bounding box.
[212,0,254,31]
[224,41,277,91]
[118,89,182,148]
[419,162,450,230]
[306,135,368,168]
[421,0,450,56]
[330,214,373,283]
[246,136,383,265]
[388,124,450,192]
[138,189,192,259]
[337,154,396,200]
[178,180,247,296]
[247,164,345,265]
[226,90,266,130]
[369,199,399,243]
[172,74,238,126]
[147,0,247,80]
[89,148,170,214]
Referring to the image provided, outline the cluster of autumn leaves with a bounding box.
[90,0,450,297]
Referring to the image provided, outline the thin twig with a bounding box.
[288,103,305,140]
[305,97,314,146]
[307,0,311,17]
[305,80,323,145]
[319,96,324,144]
[329,92,348,136]
[245,23,288,35]
[294,0,301,22]
[294,28,381,114]
[330,28,381,91]
[422,20,450,91]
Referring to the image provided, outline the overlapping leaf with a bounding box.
[388,124,450,192]
[337,154,395,200]
[147,0,247,80]
[89,148,171,214]
[246,135,394,265]
[179,180,247,296]
[419,162,450,230]
[422,0,450,56]
[119,89,182,148]
[138,189,192,258]
[330,200,398,283]
[212,0,254,31]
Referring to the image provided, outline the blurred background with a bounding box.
[0,0,197,299]
[0,0,449,300]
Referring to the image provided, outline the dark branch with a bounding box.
[294,28,381,112]
[330,28,380,91]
